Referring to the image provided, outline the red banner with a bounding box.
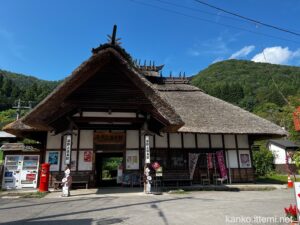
[293,107,300,131]
[216,151,227,179]
[207,153,213,169]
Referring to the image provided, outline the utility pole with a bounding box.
[12,99,32,120]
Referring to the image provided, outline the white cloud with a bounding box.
[212,57,224,64]
[251,46,300,65]
[229,45,255,59]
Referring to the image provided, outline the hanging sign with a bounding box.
[189,153,199,179]
[65,134,72,165]
[216,150,228,179]
[94,132,125,145]
[145,135,150,163]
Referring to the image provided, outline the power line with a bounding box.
[193,0,300,37]
[153,0,245,24]
[129,0,300,45]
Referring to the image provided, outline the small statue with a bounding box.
[61,166,72,197]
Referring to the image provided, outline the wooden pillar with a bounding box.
[235,134,242,182]
[167,133,170,169]
[59,135,63,173]
[76,129,80,172]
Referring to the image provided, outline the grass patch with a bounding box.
[168,189,190,194]
[4,191,48,198]
[21,192,48,198]
[256,173,288,184]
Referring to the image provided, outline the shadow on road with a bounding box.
[0,197,192,225]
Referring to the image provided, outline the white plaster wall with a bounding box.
[46,132,61,149]
[197,134,209,148]
[269,143,286,164]
[78,150,93,171]
[227,150,238,168]
[62,130,78,149]
[224,135,236,148]
[126,130,139,148]
[183,133,196,148]
[140,135,154,148]
[80,130,94,149]
[155,134,168,148]
[237,135,249,148]
[211,134,223,148]
[169,133,182,148]
[82,112,137,118]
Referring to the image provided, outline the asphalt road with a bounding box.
[0,189,295,225]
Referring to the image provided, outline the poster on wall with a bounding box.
[48,152,58,165]
[84,151,92,162]
[126,150,139,170]
[47,151,60,171]
[240,153,251,168]
[78,151,93,171]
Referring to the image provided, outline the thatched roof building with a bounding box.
[3,45,286,138]
[1,29,288,187]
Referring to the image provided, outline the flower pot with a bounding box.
[290,221,299,225]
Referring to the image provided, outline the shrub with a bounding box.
[253,144,274,176]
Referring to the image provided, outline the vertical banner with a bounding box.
[216,150,228,179]
[65,134,72,165]
[207,153,213,169]
[189,153,199,179]
[145,135,150,163]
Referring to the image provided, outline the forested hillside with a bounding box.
[0,70,59,128]
[191,60,300,140]
[1,60,300,140]
[0,69,59,110]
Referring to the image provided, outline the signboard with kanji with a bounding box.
[145,135,150,163]
[65,135,72,165]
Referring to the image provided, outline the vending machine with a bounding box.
[2,155,40,189]
[2,155,22,189]
[20,155,39,188]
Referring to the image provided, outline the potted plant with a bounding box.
[284,204,298,224]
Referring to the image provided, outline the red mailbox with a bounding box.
[39,163,50,192]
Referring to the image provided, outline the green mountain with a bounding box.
[191,59,300,140]
[0,69,59,110]
[1,60,300,140]
[0,70,60,128]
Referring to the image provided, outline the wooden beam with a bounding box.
[73,117,145,123]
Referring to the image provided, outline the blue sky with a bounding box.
[0,0,300,81]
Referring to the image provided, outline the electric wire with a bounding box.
[194,0,300,37]
[129,0,300,44]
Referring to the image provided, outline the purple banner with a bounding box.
[216,150,228,179]
[189,153,199,180]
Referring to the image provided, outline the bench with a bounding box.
[54,174,89,189]
[162,171,192,187]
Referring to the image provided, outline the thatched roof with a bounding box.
[3,119,47,137]
[156,84,287,137]
[3,42,287,138]
[17,46,184,132]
